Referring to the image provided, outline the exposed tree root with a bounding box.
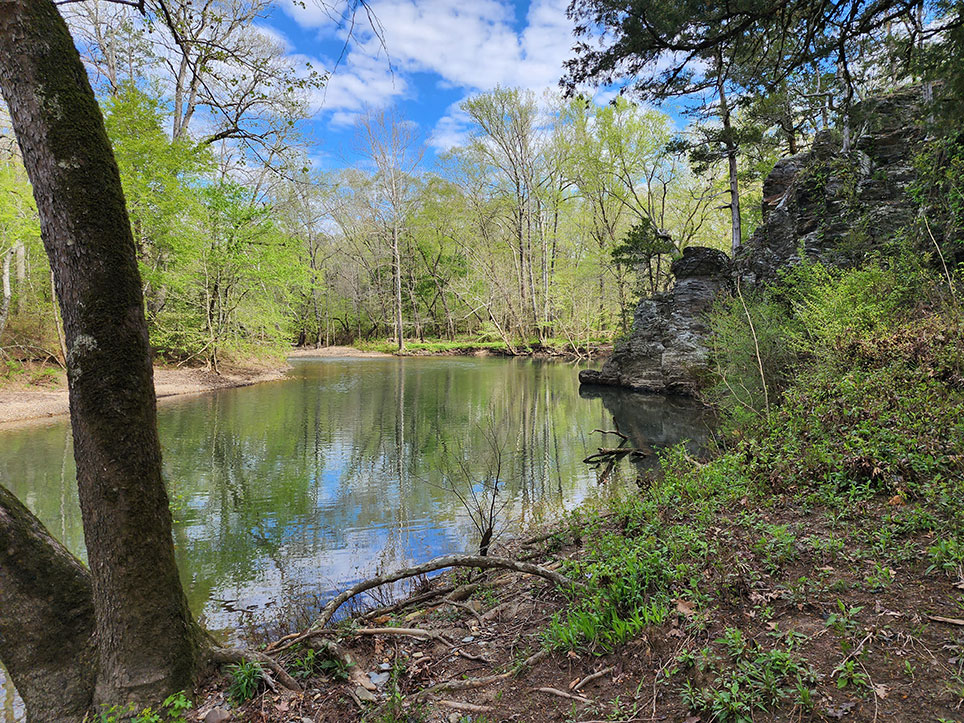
[416,649,549,697]
[573,665,615,692]
[209,647,300,692]
[270,555,576,653]
[535,686,592,703]
[437,699,494,713]
[351,626,454,643]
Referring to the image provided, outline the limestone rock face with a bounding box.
[578,247,731,394]
[736,88,926,285]
[580,87,930,396]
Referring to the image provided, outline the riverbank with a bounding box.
[0,346,407,427]
[0,363,289,428]
[190,458,963,723]
[184,275,963,722]
[348,338,613,358]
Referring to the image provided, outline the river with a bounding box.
[0,356,710,719]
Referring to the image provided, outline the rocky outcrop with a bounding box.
[580,86,931,396]
[737,88,927,284]
[578,246,731,394]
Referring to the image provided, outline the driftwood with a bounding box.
[583,448,649,465]
[269,555,577,653]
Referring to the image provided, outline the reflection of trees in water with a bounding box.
[579,385,714,476]
[0,360,705,640]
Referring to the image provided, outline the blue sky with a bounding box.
[263,0,586,166]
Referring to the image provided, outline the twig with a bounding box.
[573,666,615,692]
[591,428,629,441]
[736,278,769,416]
[534,687,592,703]
[927,614,964,626]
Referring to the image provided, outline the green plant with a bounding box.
[928,536,964,575]
[227,659,265,703]
[834,659,869,689]
[90,693,192,723]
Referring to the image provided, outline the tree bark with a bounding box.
[0,0,203,712]
[0,485,96,723]
[0,249,12,341]
[717,77,742,254]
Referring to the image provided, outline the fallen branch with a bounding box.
[927,614,964,626]
[573,666,615,692]
[311,555,576,632]
[437,700,493,713]
[591,428,628,441]
[583,448,648,465]
[535,687,592,703]
[358,583,459,621]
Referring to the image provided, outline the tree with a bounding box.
[0,0,204,717]
[357,109,423,352]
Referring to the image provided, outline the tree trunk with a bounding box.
[393,221,404,352]
[717,77,742,254]
[0,249,11,342]
[0,0,204,713]
[0,485,97,723]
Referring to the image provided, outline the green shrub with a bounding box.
[226,659,265,703]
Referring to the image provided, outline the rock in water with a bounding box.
[579,246,731,395]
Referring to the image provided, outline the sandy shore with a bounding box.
[0,346,399,428]
[0,364,292,429]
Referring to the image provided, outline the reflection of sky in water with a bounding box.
[0,357,711,720]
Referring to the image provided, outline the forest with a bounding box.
[2,0,964,721]
[1,0,797,366]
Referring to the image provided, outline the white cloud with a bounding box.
[283,0,579,132]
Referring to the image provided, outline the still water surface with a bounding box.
[0,356,710,719]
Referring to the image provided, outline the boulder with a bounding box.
[579,247,732,395]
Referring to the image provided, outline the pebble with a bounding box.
[202,709,231,723]
[378,662,392,671]
[354,686,377,703]
[368,671,391,686]
[461,635,475,643]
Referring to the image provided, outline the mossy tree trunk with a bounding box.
[0,485,96,722]
[0,0,204,716]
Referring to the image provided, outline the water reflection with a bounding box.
[0,357,710,719]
